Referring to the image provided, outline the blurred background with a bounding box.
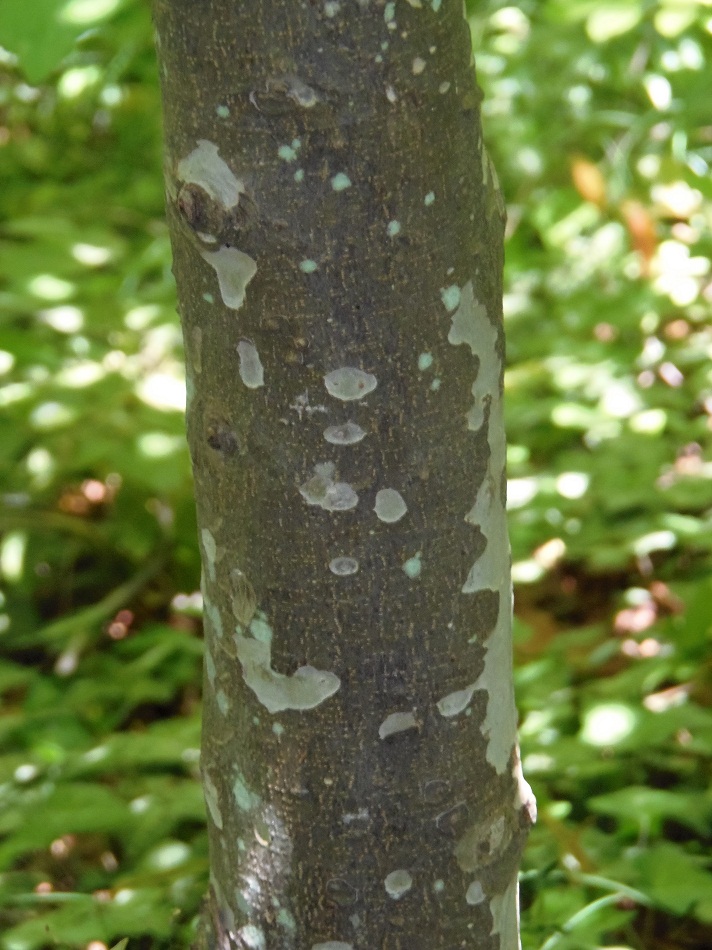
[0,1,710,948]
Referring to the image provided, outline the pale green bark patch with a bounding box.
[466,880,485,906]
[490,876,519,949]
[329,556,359,576]
[331,172,352,191]
[238,925,266,949]
[277,908,296,932]
[237,339,265,389]
[278,144,298,162]
[447,283,490,363]
[378,710,418,739]
[384,869,413,899]
[201,528,218,581]
[235,634,340,713]
[233,771,261,811]
[440,284,461,312]
[177,139,244,209]
[248,613,273,644]
[374,488,407,523]
[324,367,378,401]
[436,683,476,718]
[203,597,224,638]
[200,246,257,310]
[447,278,515,774]
[300,462,359,512]
[205,649,216,684]
[323,421,366,445]
[203,772,223,829]
[472,613,518,774]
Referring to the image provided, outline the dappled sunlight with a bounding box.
[581,704,638,747]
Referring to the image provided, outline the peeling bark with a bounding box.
[153,1,535,947]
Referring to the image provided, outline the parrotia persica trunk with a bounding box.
[154,1,535,947]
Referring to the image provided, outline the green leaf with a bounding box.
[0,781,132,870]
[589,786,712,836]
[0,0,126,83]
[1,888,174,948]
[608,842,712,918]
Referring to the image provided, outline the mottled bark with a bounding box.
[153,2,535,948]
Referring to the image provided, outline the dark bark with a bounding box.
[153,2,534,948]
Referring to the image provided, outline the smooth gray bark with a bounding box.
[153,2,535,948]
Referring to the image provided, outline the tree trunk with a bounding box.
[153,2,535,948]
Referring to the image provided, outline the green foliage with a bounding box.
[0,0,711,947]
[0,0,132,85]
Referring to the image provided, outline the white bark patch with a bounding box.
[235,634,340,713]
[329,556,359,576]
[177,139,244,209]
[300,462,359,512]
[200,246,257,310]
[472,608,518,774]
[378,710,418,739]
[203,772,223,829]
[463,498,508,593]
[323,421,366,445]
[374,488,407,523]
[447,279,516,775]
[384,869,413,899]
[448,281,500,432]
[436,683,476,718]
[237,339,264,389]
[489,876,519,949]
[466,880,485,906]
[324,367,378,401]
